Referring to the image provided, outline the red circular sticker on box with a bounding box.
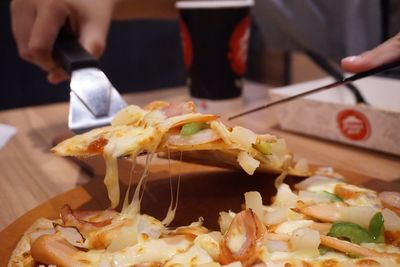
[337,109,371,141]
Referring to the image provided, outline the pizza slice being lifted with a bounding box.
[53,101,309,208]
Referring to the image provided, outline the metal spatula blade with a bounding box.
[54,28,127,133]
[68,75,127,133]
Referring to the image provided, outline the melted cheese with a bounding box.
[106,224,138,252]
[103,126,161,158]
[165,245,214,267]
[275,220,314,235]
[104,154,119,208]
[194,232,222,260]
[263,249,349,265]
[126,153,155,216]
[78,235,192,266]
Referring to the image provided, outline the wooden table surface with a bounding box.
[0,82,399,231]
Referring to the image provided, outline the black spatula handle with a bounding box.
[53,27,99,73]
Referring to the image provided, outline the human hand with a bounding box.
[10,0,117,84]
[341,33,400,73]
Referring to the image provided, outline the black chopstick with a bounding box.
[229,60,400,120]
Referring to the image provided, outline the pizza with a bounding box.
[8,172,400,266]
[8,101,400,266]
[51,101,308,208]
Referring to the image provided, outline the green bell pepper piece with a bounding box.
[328,212,385,244]
[180,122,207,136]
[322,191,343,202]
[328,222,375,244]
[369,212,385,243]
[254,140,272,155]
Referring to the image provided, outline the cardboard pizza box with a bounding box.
[269,76,400,156]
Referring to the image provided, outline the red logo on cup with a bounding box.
[179,20,193,71]
[337,109,371,141]
[228,16,250,75]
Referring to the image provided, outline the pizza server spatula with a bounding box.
[53,28,127,133]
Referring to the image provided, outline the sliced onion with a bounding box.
[162,113,218,130]
[194,232,222,261]
[275,220,313,235]
[273,184,298,207]
[237,151,260,175]
[244,191,264,220]
[379,192,400,215]
[298,190,331,204]
[266,239,290,252]
[294,175,339,191]
[339,206,376,229]
[230,126,257,150]
[107,225,138,252]
[210,121,231,145]
[143,110,167,126]
[382,208,400,231]
[270,139,287,157]
[290,228,320,251]
[293,158,309,175]
[263,208,288,225]
[111,105,144,126]
[167,129,220,146]
[266,155,284,169]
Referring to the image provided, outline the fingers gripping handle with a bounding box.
[53,27,99,73]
